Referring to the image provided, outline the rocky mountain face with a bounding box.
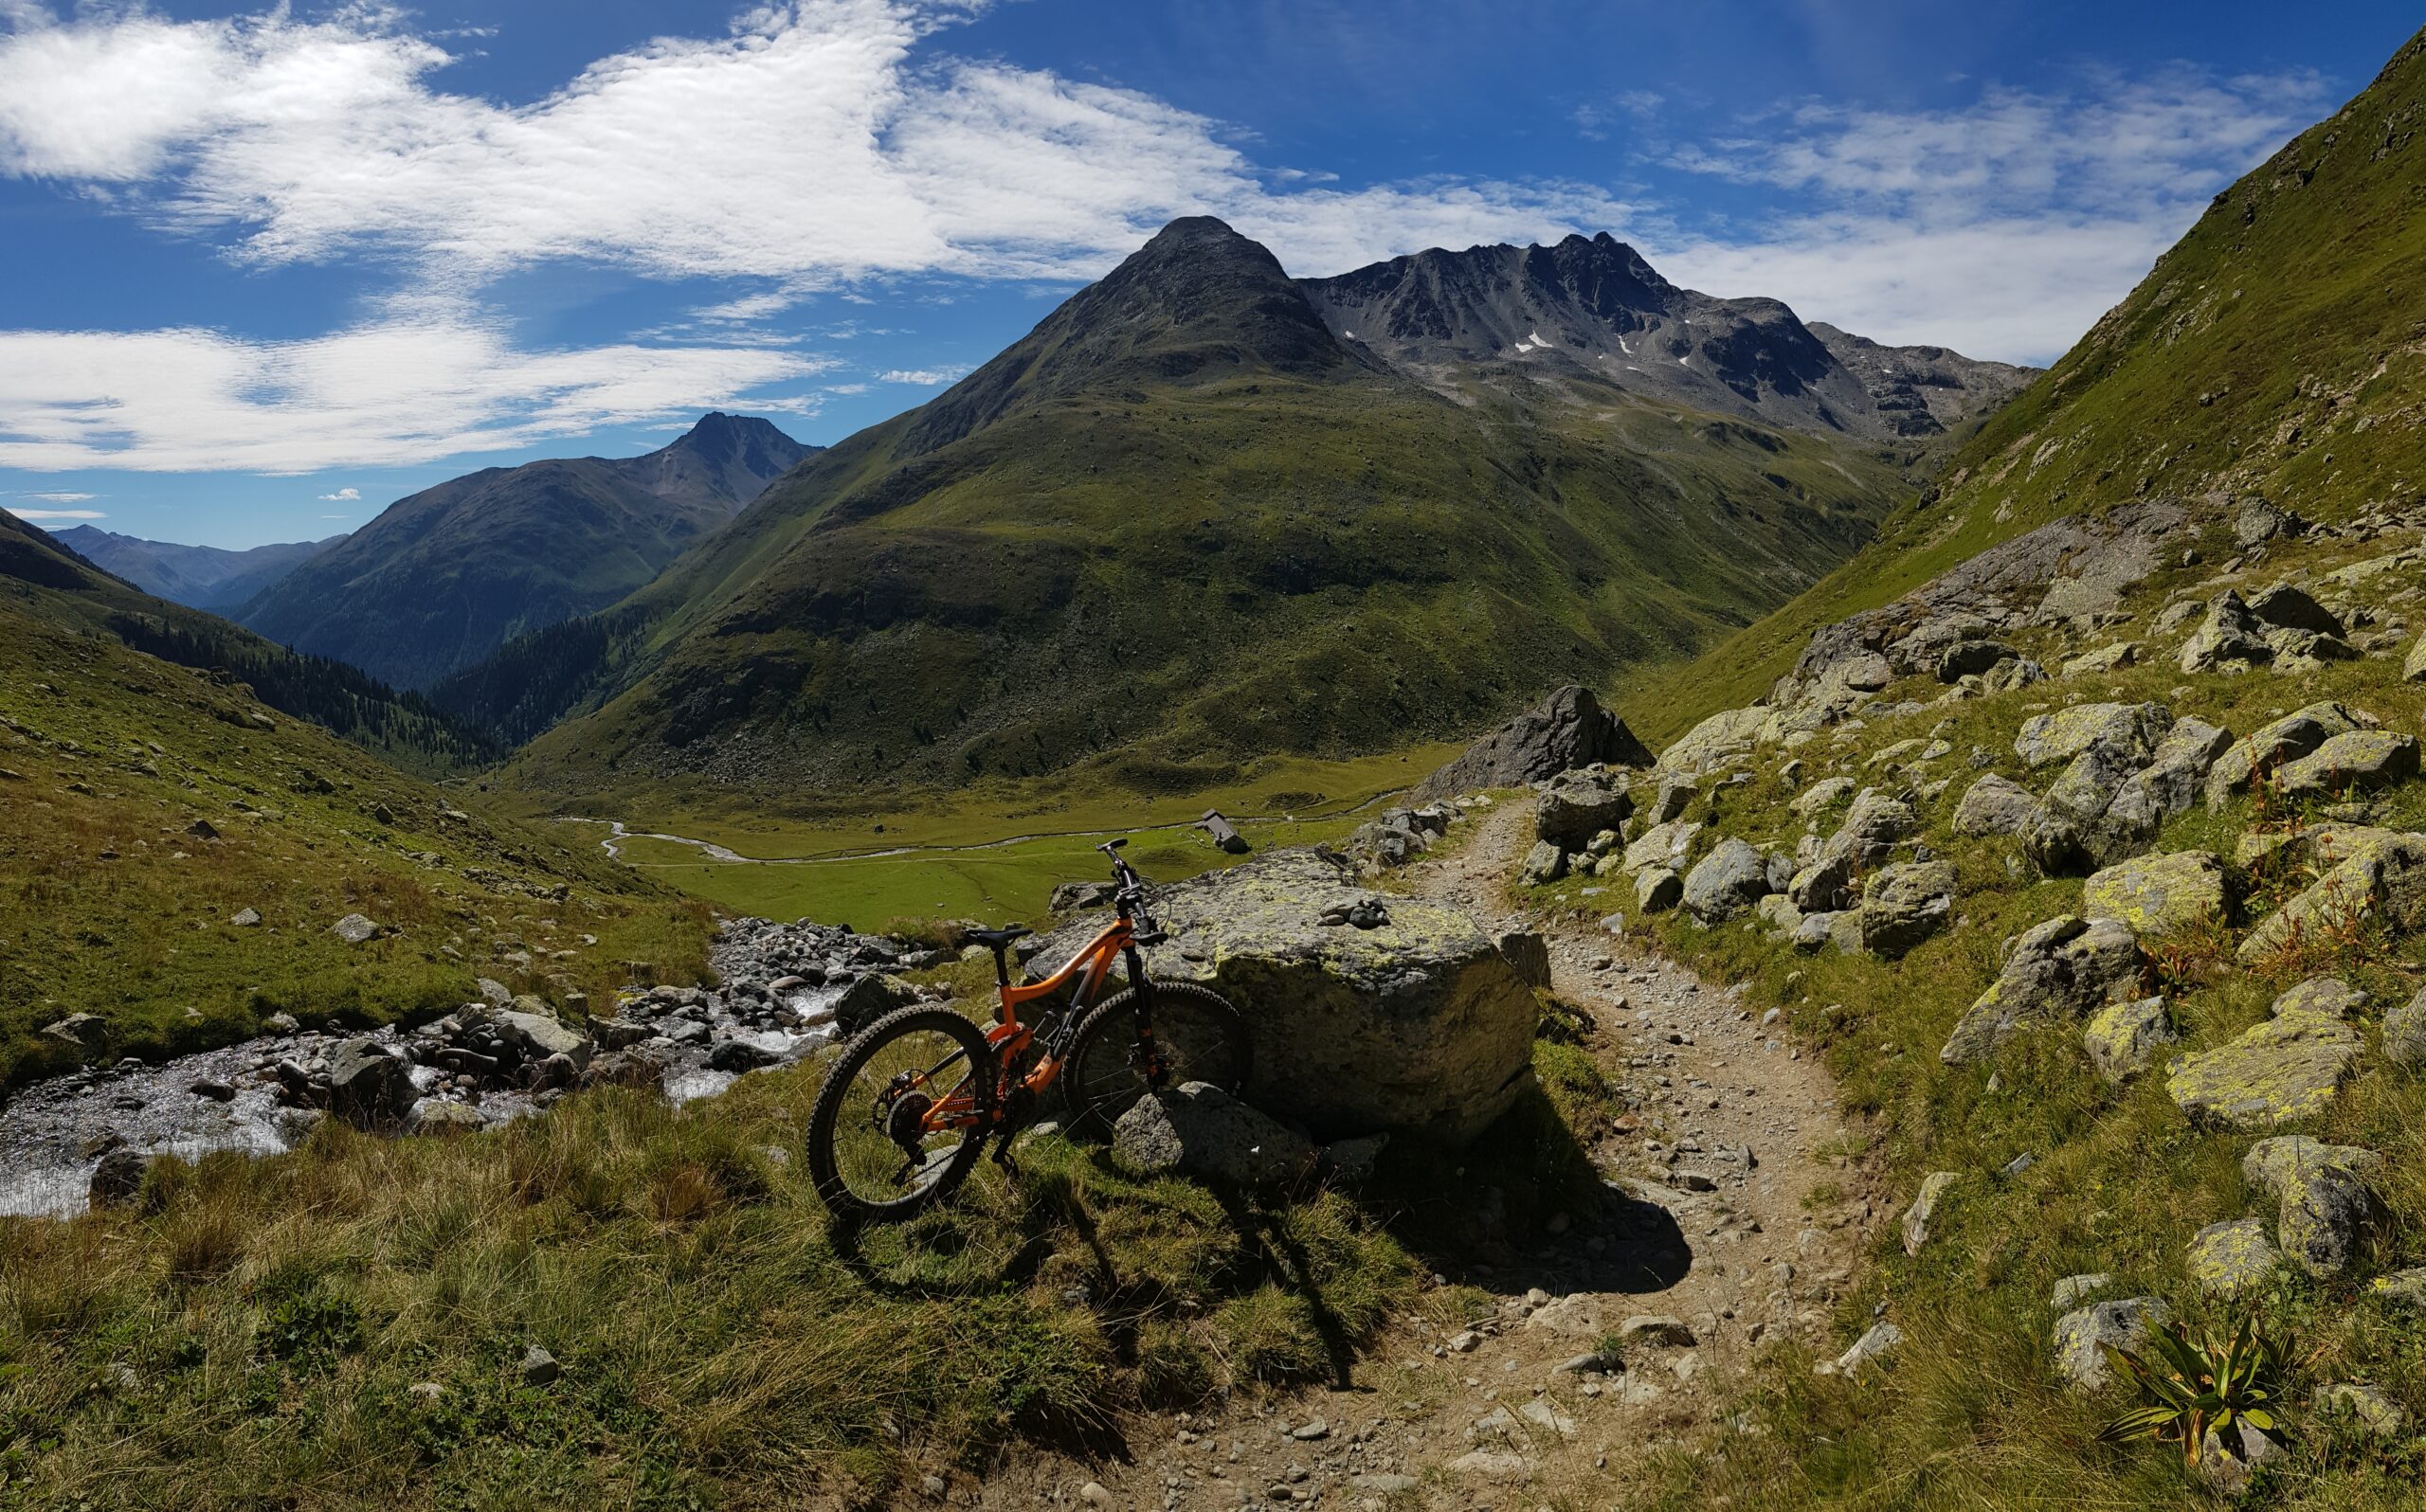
[236,413,813,690]
[1299,233,2031,440]
[50,524,344,611]
[453,217,1949,803]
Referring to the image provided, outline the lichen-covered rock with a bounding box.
[2108,717,2233,828]
[1859,861,1957,958]
[1682,838,1776,924]
[1030,849,1537,1143]
[2166,1012,2362,1129]
[1937,639,2018,681]
[1661,706,1771,776]
[2186,1217,2282,1299]
[2276,729,2419,797]
[1535,768,1636,849]
[2246,582,2343,636]
[1901,1170,1959,1255]
[2243,1136,2383,1279]
[1634,866,1681,914]
[2023,740,2149,873]
[1940,916,2143,1064]
[485,999,595,1070]
[2178,589,2275,673]
[2013,702,2170,768]
[2271,977,2367,1019]
[2081,997,2177,1084]
[1790,776,1857,816]
[1620,819,1701,875]
[2383,986,2426,1067]
[1113,1082,1317,1188]
[1820,788,1915,869]
[1416,685,1651,799]
[1521,840,1568,885]
[2237,831,2426,962]
[2204,702,2365,809]
[1953,773,2038,837]
[2050,1273,2117,1310]
[1494,930,1551,990]
[2062,641,2141,676]
[2312,1383,2409,1438]
[2082,850,2227,937]
[1755,892,1803,935]
[330,912,380,944]
[2053,1297,2169,1391]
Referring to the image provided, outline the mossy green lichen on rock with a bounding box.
[2237,830,2426,962]
[2165,1011,2362,1129]
[2185,1216,2283,1298]
[2082,996,2177,1084]
[1939,915,2142,1065]
[2243,1135,2384,1279]
[2082,849,2227,938]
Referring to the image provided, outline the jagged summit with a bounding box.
[1299,232,2022,438]
[613,411,816,514]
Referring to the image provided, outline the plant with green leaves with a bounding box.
[2097,1316,2290,1467]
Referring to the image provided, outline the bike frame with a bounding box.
[911,915,1150,1134]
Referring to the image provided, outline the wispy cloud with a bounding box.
[1651,67,2328,360]
[316,485,359,500]
[0,1,1634,284]
[7,506,104,519]
[18,489,96,502]
[878,366,971,386]
[0,297,829,472]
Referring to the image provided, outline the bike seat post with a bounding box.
[989,945,1013,988]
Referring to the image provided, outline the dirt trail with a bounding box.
[974,801,1882,1511]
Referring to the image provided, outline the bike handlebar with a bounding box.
[1099,837,1153,930]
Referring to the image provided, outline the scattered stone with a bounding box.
[2061,641,2141,677]
[708,1036,779,1072]
[1535,768,1635,850]
[2370,1268,2426,1307]
[1857,861,1956,958]
[2204,701,2364,809]
[329,912,380,945]
[1786,851,1854,913]
[1825,1321,1903,1377]
[1901,1171,1959,1255]
[1446,1449,1534,1482]
[2197,1420,2284,1496]
[188,1078,236,1102]
[1320,1133,1389,1182]
[229,907,262,927]
[1940,916,2142,1065]
[2237,830,2426,962]
[1953,774,2039,837]
[2185,1217,2282,1299]
[86,1147,150,1208]
[1520,840,1568,886]
[2383,986,2426,1067]
[2013,702,2169,769]
[1634,866,1682,914]
[2242,1136,2382,1278]
[1049,881,1115,913]
[2178,589,2276,673]
[327,1038,415,1128]
[1112,1082,1316,1188]
[410,1099,489,1134]
[2081,997,2177,1085]
[1791,777,1857,816]
[519,1345,561,1387]
[1682,838,1777,924]
[2272,977,2367,1019]
[1618,1315,1696,1348]
[1621,819,1702,875]
[1820,789,1915,870]
[40,1012,108,1051]
[2049,1274,2115,1310]
[2052,1297,2169,1391]
[2082,850,2227,938]
[2276,729,2419,797]
[2313,1382,2410,1437]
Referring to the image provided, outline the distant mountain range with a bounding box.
[235,413,814,690]
[435,219,2029,802]
[51,525,345,612]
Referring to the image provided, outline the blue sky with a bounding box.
[0,0,2415,549]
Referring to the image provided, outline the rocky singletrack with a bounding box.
[979,798,1880,1511]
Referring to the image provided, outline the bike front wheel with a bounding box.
[1061,981,1250,1138]
[806,1006,997,1224]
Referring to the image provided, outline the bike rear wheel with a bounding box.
[807,1006,997,1223]
[1062,981,1250,1138]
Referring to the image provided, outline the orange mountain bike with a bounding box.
[806,839,1249,1222]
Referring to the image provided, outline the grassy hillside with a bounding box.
[1617,23,2426,747]
[0,519,713,1086]
[438,220,1932,813]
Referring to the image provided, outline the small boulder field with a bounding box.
[1516,498,2426,1504]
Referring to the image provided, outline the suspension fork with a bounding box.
[1124,945,1168,1085]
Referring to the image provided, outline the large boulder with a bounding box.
[327,1038,415,1128]
[1026,849,1536,1143]
[1659,706,1770,776]
[2014,702,2170,769]
[2105,717,2233,832]
[2277,730,2419,797]
[1682,838,1777,925]
[2186,1219,2283,1300]
[2237,831,2426,963]
[487,999,596,1071]
[1620,819,1701,874]
[1416,686,1651,800]
[2081,997,2177,1084]
[1113,1082,1317,1188]
[1858,861,1957,958]
[2082,850,2227,938]
[2165,1011,2361,1129]
[2384,986,2426,1068]
[1940,916,2142,1064]
[1820,789,1915,870]
[1535,768,1635,850]
[2178,590,2275,673]
[2242,1136,2383,1279]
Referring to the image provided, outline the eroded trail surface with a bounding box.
[986,801,1882,1510]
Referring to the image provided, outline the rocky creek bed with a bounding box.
[0,915,948,1219]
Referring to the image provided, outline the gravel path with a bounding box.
[975,800,1883,1510]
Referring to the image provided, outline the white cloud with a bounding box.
[317,485,359,500]
[18,489,95,501]
[0,299,829,472]
[7,506,104,519]
[1652,69,2328,361]
[0,1,1633,285]
[878,366,971,385]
